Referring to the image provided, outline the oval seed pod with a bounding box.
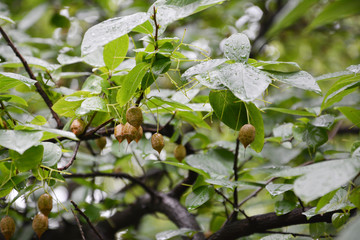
[96,137,107,150]
[114,123,125,143]
[123,122,138,144]
[32,213,48,238]
[174,144,186,162]
[238,124,256,148]
[70,119,85,136]
[151,133,164,154]
[135,126,143,143]
[126,106,143,128]
[0,216,15,240]
[38,193,53,217]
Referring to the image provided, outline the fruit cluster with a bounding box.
[33,193,52,238]
[0,193,52,239]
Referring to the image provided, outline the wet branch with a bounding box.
[0,26,63,128]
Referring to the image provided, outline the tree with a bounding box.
[0,0,359,239]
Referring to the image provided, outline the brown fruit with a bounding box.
[70,119,85,136]
[32,213,48,238]
[123,122,138,144]
[96,137,107,149]
[126,106,143,128]
[238,124,256,148]
[174,144,186,161]
[0,216,15,240]
[135,126,143,143]
[151,133,164,154]
[114,123,125,143]
[38,193,53,216]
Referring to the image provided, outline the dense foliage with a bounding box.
[0,0,360,239]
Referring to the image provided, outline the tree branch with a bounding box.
[208,207,353,240]
[58,141,81,171]
[0,26,63,128]
[71,200,104,240]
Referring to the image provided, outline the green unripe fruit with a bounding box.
[70,119,85,136]
[151,133,164,154]
[32,213,48,238]
[0,216,15,240]
[238,124,256,148]
[96,137,107,149]
[126,107,143,128]
[38,193,53,217]
[174,144,186,161]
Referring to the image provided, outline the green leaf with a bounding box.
[332,212,350,228]
[338,215,360,240]
[263,107,317,117]
[81,12,148,56]
[155,228,196,240]
[52,91,91,117]
[176,111,211,129]
[185,185,214,210]
[182,59,227,89]
[266,183,293,197]
[260,234,294,240]
[0,72,36,92]
[321,74,360,110]
[0,94,28,106]
[20,124,78,141]
[31,116,47,125]
[148,96,192,111]
[84,204,101,222]
[269,71,321,94]
[161,161,210,178]
[349,187,360,209]
[186,149,233,178]
[253,61,301,73]
[275,200,296,216]
[10,145,44,172]
[0,130,43,154]
[209,90,247,131]
[267,0,317,37]
[0,56,61,72]
[289,158,360,202]
[82,75,106,94]
[0,15,15,24]
[215,63,272,101]
[246,102,264,152]
[132,20,153,34]
[103,34,129,71]
[42,142,62,167]
[336,107,360,128]
[223,33,250,63]
[302,125,328,148]
[151,0,225,34]
[307,0,360,31]
[80,97,108,112]
[117,62,151,106]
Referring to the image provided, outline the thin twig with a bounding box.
[152,6,159,50]
[64,172,156,198]
[260,230,336,238]
[135,92,144,107]
[71,201,104,240]
[159,112,176,132]
[85,141,96,156]
[85,118,114,136]
[214,188,233,206]
[230,139,241,221]
[83,112,97,135]
[58,141,81,171]
[237,177,277,208]
[71,209,86,240]
[0,26,63,128]
[0,101,16,125]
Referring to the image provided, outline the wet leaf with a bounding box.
[223,33,250,63]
